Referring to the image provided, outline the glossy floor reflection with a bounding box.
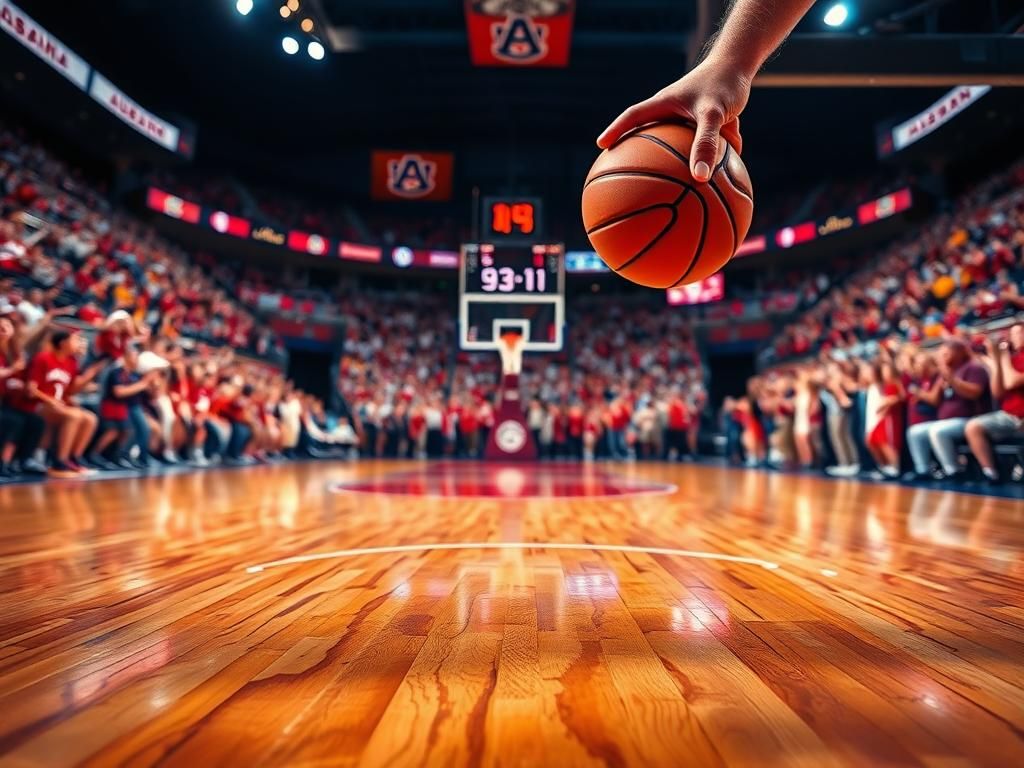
[0,461,1022,767]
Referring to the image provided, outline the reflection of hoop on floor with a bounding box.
[486,331,536,460]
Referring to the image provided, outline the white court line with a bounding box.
[245,541,780,573]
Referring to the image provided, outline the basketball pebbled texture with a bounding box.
[582,122,754,289]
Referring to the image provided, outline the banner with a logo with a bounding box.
[0,1,90,89]
[146,188,200,224]
[667,274,725,307]
[287,230,331,257]
[857,188,913,225]
[371,150,454,201]
[89,73,182,153]
[465,1,575,68]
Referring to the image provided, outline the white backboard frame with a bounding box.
[458,243,566,352]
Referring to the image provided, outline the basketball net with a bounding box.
[498,332,526,377]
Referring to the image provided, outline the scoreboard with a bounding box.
[481,196,543,242]
[459,243,565,352]
[462,243,561,295]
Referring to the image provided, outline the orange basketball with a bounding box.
[582,122,754,288]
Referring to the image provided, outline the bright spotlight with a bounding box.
[301,17,314,32]
[308,40,325,60]
[288,0,300,10]
[823,2,850,28]
[279,5,291,18]
[235,0,253,15]
[282,36,299,55]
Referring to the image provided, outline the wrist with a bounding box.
[702,46,760,83]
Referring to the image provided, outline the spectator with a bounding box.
[965,324,1024,482]
[863,361,904,479]
[87,345,160,469]
[905,340,990,481]
[26,330,104,477]
[822,362,859,477]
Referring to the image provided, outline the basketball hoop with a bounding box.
[498,332,526,376]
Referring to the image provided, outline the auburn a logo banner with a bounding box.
[371,151,454,201]
[465,1,575,68]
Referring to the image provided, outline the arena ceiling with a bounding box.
[3,0,1022,202]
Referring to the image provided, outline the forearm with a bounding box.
[920,386,942,406]
[113,380,151,398]
[704,0,818,79]
[1002,357,1024,390]
[70,367,105,395]
[28,383,63,410]
[949,377,982,400]
[987,357,1005,399]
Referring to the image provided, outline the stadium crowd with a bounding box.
[339,294,709,462]
[1,122,353,482]
[734,158,1024,484]
[6,116,1023,488]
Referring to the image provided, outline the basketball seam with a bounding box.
[636,132,738,279]
[720,143,754,202]
[585,202,677,237]
[669,189,709,287]
[615,187,693,273]
[706,178,738,253]
[583,170,690,189]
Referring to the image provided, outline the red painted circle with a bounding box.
[331,463,676,500]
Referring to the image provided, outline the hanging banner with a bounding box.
[880,85,991,156]
[0,0,90,89]
[89,73,181,153]
[370,150,454,201]
[465,1,575,68]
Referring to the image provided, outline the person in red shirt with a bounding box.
[966,325,1024,482]
[28,330,104,477]
[566,402,584,459]
[457,395,480,458]
[665,391,691,460]
[605,393,632,460]
[92,310,139,361]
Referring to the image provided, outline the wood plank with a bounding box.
[0,461,1021,767]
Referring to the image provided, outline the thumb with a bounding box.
[690,104,725,182]
[597,98,671,149]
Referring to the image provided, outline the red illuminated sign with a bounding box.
[735,235,767,257]
[287,231,330,256]
[857,188,913,225]
[483,196,542,241]
[667,274,725,306]
[339,241,382,263]
[146,187,200,224]
[775,222,817,249]
[209,210,251,239]
[491,201,535,236]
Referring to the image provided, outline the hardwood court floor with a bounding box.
[1,461,1023,767]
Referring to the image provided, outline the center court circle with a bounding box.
[329,462,677,500]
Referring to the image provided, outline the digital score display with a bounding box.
[482,196,543,241]
[462,244,562,295]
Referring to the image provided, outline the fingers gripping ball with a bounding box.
[582,122,754,289]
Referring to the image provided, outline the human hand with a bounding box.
[597,56,750,182]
